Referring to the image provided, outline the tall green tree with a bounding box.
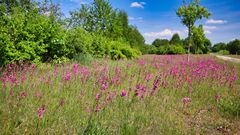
[152,39,169,47]
[212,42,227,52]
[69,0,114,34]
[126,25,145,48]
[227,39,240,54]
[177,0,211,60]
[170,33,182,45]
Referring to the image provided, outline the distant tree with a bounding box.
[152,39,169,47]
[203,38,211,54]
[38,0,63,19]
[0,0,33,13]
[227,39,240,54]
[212,42,227,52]
[117,10,129,40]
[177,0,211,60]
[69,0,114,34]
[170,33,182,45]
[126,25,145,48]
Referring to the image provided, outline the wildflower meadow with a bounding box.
[0,55,240,134]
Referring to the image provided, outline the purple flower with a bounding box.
[121,90,127,97]
[95,105,100,112]
[136,84,141,89]
[141,92,146,98]
[38,105,46,119]
[21,91,27,98]
[63,72,71,81]
[182,97,191,104]
[141,85,146,92]
[135,90,140,96]
[96,93,100,100]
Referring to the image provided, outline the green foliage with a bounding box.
[212,42,227,52]
[0,0,142,66]
[66,27,93,58]
[170,33,182,45]
[227,39,240,55]
[191,25,211,54]
[217,50,230,55]
[69,1,146,54]
[152,39,169,47]
[156,45,186,55]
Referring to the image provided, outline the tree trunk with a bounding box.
[187,26,191,62]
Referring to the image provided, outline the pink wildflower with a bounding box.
[182,97,191,104]
[121,90,127,97]
[21,91,27,98]
[38,105,46,119]
[135,90,140,96]
[96,93,100,100]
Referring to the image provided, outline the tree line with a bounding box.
[212,39,240,55]
[0,0,145,66]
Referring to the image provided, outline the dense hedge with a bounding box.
[0,1,142,66]
[154,45,186,55]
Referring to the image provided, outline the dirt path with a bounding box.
[213,54,240,64]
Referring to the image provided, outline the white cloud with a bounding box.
[203,25,217,30]
[204,30,212,34]
[144,29,181,38]
[128,16,143,22]
[130,2,146,8]
[70,0,87,4]
[206,19,227,24]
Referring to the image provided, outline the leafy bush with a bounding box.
[110,50,126,60]
[66,28,93,58]
[218,50,230,55]
[156,45,185,55]
[168,45,186,54]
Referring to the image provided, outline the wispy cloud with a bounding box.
[70,0,88,4]
[204,30,212,34]
[206,19,227,24]
[130,2,146,9]
[203,25,217,30]
[128,16,143,22]
[144,29,181,38]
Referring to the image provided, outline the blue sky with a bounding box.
[52,0,240,45]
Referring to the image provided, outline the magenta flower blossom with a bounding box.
[135,90,140,96]
[182,97,191,104]
[21,91,27,98]
[141,85,146,92]
[141,92,146,99]
[96,93,101,100]
[38,105,46,119]
[136,84,141,89]
[63,72,71,81]
[73,64,79,74]
[95,105,100,112]
[121,90,127,97]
